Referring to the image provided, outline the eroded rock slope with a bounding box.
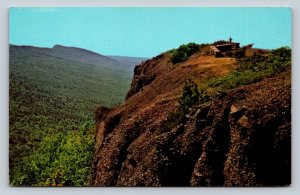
[93,51,290,186]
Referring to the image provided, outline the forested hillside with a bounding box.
[9,45,139,186]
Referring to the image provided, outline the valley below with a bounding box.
[9,44,145,186]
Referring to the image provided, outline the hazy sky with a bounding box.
[9,7,291,57]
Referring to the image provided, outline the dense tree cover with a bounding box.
[10,122,95,186]
[9,46,132,186]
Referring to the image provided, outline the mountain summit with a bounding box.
[93,43,291,186]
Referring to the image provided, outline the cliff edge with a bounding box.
[92,45,291,186]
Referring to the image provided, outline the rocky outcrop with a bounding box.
[125,54,166,100]
[125,64,157,100]
[189,72,291,186]
[92,51,291,186]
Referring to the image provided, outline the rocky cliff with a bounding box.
[92,48,291,186]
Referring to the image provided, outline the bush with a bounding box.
[172,49,187,64]
[179,79,208,112]
[237,46,291,73]
[160,80,208,133]
[171,43,200,63]
[237,54,269,72]
[271,46,291,62]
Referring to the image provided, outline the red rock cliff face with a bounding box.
[92,51,291,186]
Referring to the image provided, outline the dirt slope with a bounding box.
[92,51,291,186]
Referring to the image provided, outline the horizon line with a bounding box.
[9,42,291,59]
[9,43,152,59]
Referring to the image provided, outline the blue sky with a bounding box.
[9,7,291,57]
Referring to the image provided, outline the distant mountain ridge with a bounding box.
[10,44,146,74]
[9,44,148,107]
[108,56,149,69]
